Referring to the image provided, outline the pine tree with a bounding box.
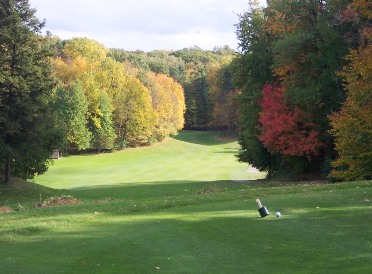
[0,0,61,183]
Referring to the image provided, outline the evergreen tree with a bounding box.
[0,0,61,183]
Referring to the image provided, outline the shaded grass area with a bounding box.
[0,179,64,210]
[172,130,232,146]
[0,181,371,273]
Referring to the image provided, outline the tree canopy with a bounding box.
[329,0,372,180]
[1,0,370,183]
[0,0,62,183]
[234,0,371,180]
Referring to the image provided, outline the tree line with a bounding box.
[109,46,239,132]
[0,0,237,183]
[49,37,187,151]
[233,0,371,181]
[1,0,370,183]
[47,39,239,149]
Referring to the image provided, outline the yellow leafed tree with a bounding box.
[330,0,372,180]
[146,72,186,140]
[113,74,155,147]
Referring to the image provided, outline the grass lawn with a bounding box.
[34,130,265,191]
[0,131,371,273]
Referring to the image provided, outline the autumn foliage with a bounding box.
[329,0,372,180]
[49,38,187,150]
[234,0,372,179]
[145,72,186,140]
[257,84,322,159]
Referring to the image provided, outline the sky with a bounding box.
[29,0,266,52]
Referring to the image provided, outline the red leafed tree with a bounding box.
[257,84,322,158]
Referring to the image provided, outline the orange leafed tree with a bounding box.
[329,0,372,180]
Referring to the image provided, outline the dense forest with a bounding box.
[108,46,239,131]
[0,0,371,183]
[46,38,239,146]
[234,0,371,181]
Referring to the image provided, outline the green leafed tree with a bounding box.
[91,92,116,152]
[233,5,277,175]
[207,58,239,133]
[0,0,62,183]
[54,81,91,151]
[265,0,352,176]
[235,0,358,179]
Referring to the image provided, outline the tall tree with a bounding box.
[113,74,155,147]
[329,0,372,180]
[235,0,355,179]
[91,92,116,152]
[184,71,211,129]
[233,5,277,175]
[207,58,239,132]
[266,0,351,175]
[145,72,186,140]
[0,0,61,183]
[51,38,125,151]
[54,81,91,151]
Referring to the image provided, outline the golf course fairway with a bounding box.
[0,131,370,273]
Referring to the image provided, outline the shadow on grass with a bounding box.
[0,179,264,219]
[14,179,369,221]
[68,180,240,200]
[1,196,371,274]
[172,130,236,146]
[214,148,240,154]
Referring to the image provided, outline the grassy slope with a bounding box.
[34,131,265,190]
[0,131,370,273]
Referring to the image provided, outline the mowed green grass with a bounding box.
[0,131,371,273]
[35,131,265,190]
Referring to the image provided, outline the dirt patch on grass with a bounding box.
[34,195,80,208]
[0,206,14,214]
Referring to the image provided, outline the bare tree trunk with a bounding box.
[5,154,11,184]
